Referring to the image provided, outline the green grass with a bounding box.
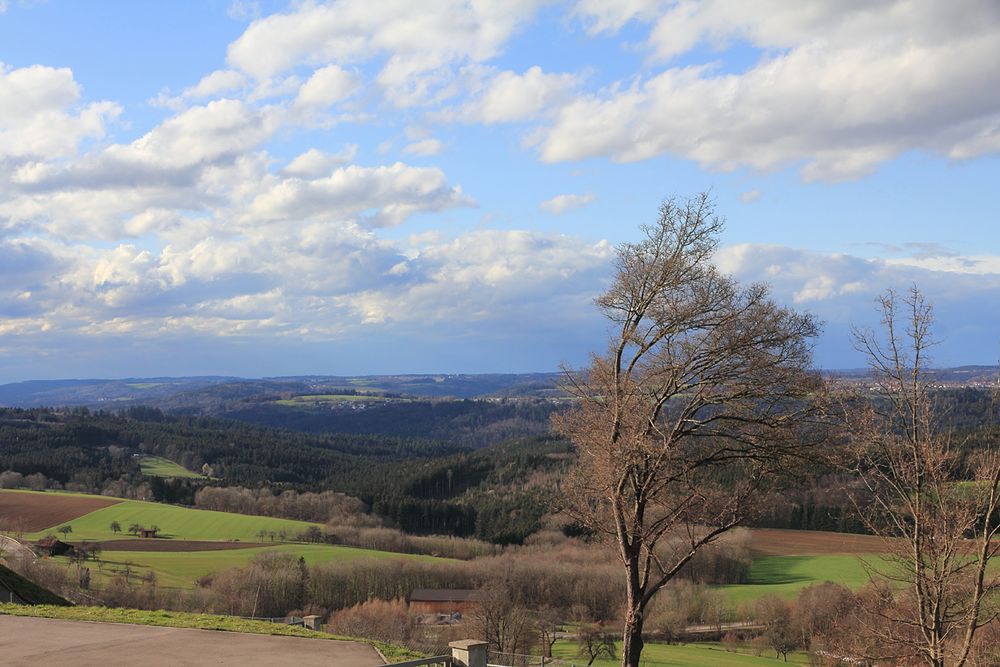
[716,555,874,606]
[0,603,420,661]
[551,639,809,666]
[79,543,447,589]
[138,456,205,479]
[274,393,404,406]
[27,498,323,542]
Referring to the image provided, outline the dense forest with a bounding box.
[0,406,565,543]
[1,387,997,544]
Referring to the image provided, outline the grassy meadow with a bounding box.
[138,456,206,479]
[551,639,810,667]
[716,555,873,606]
[28,498,322,543]
[68,543,447,589]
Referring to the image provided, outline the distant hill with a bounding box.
[826,365,999,386]
[0,373,564,409]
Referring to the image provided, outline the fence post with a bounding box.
[449,640,488,667]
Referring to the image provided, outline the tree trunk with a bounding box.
[621,602,645,667]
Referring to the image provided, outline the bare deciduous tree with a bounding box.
[845,286,1000,667]
[468,578,537,662]
[576,622,616,667]
[554,194,822,667]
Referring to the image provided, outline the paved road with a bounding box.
[0,616,385,666]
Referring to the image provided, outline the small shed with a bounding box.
[33,537,72,557]
[409,589,482,615]
[138,528,158,539]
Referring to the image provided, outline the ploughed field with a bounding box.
[747,528,888,556]
[0,489,121,532]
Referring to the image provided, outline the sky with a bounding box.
[0,0,999,382]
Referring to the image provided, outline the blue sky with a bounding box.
[1,0,999,382]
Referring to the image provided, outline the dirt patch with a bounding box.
[748,528,890,556]
[0,491,120,533]
[92,539,261,552]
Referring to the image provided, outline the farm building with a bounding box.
[138,528,158,538]
[32,537,73,557]
[408,589,482,615]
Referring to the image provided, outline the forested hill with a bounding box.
[0,407,568,543]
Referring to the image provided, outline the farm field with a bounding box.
[23,497,323,543]
[274,394,408,407]
[747,528,888,555]
[71,543,448,589]
[551,639,809,666]
[716,554,873,606]
[0,489,121,532]
[138,456,206,479]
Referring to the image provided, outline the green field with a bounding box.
[551,639,809,667]
[274,393,405,406]
[138,456,205,479]
[71,543,446,589]
[716,555,873,606]
[29,498,322,542]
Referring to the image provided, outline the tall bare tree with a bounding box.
[554,194,822,667]
[845,287,1000,667]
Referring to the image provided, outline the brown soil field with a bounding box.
[0,491,120,533]
[749,528,890,556]
[92,539,259,552]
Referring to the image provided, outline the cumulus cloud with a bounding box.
[715,243,1000,365]
[282,146,358,177]
[539,192,596,215]
[444,66,579,124]
[226,0,543,106]
[546,0,1000,180]
[294,64,359,108]
[246,162,471,227]
[184,69,248,99]
[0,64,120,161]
[402,138,444,156]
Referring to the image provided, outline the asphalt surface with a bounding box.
[0,615,385,666]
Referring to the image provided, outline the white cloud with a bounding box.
[739,189,761,204]
[294,65,359,108]
[443,66,579,124]
[714,242,1000,365]
[184,69,248,99]
[282,146,358,178]
[0,64,120,161]
[402,138,443,156]
[226,0,544,107]
[539,192,596,215]
[544,0,1000,180]
[246,162,472,227]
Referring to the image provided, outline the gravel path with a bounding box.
[0,615,384,666]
